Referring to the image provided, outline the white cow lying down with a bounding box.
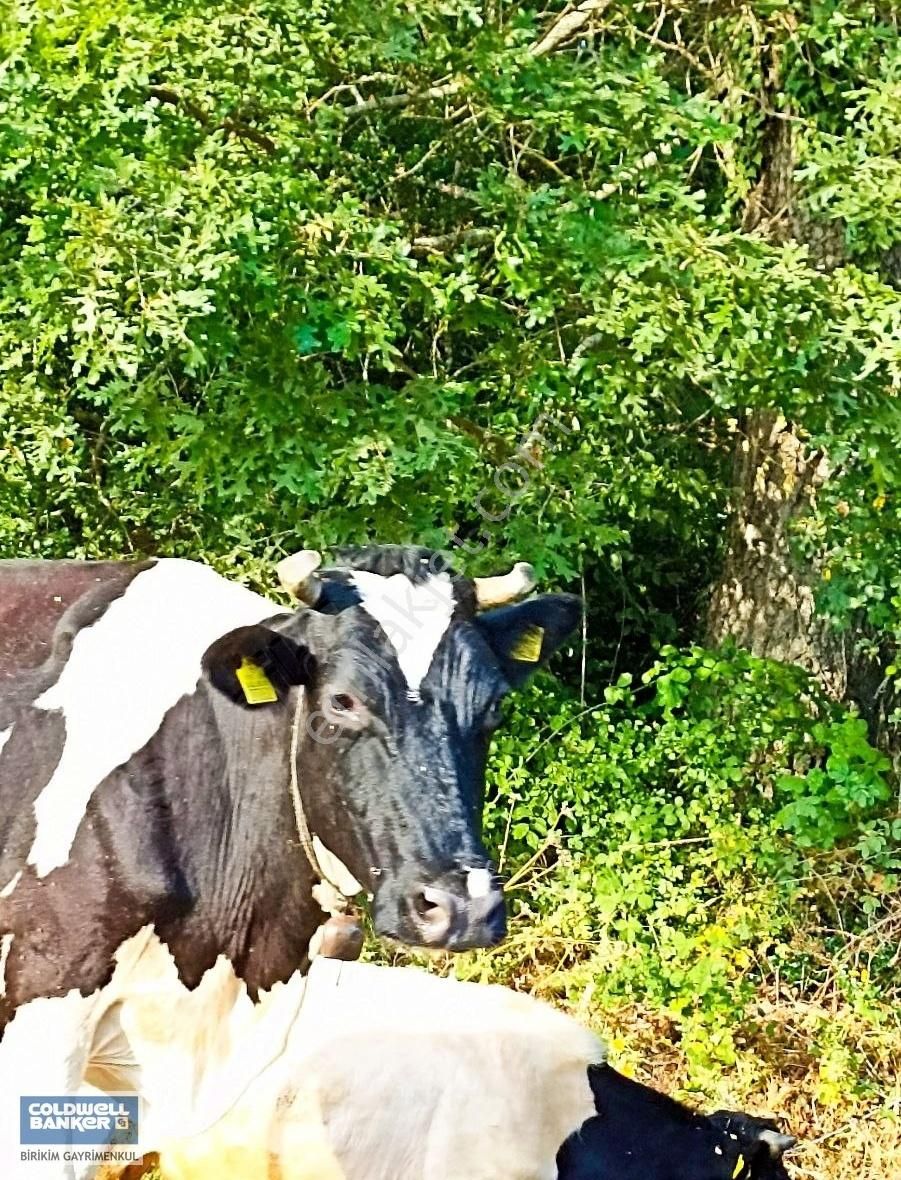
[0,929,795,1180]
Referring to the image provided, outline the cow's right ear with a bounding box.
[201,625,315,707]
[475,593,582,689]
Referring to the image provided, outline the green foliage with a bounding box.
[776,716,891,849]
[483,647,896,1076]
[1,1,899,638]
[2,0,900,1118]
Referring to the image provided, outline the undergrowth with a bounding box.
[376,646,901,1179]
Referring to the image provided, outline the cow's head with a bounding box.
[556,1066,796,1180]
[202,546,580,952]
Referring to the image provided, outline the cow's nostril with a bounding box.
[411,887,456,942]
[395,879,506,950]
[414,891,440,919]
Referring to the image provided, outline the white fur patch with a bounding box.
[351,571,455,699]
[27,560,283,878]
[466,868,492,899]
[0,872,21,900]
[0,934,12,998]
[0,727,10,759]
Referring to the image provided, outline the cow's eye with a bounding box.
[329,693,358,716]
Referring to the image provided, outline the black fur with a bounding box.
[557,1066,794,1180]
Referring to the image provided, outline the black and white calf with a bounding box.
[0,546,580,1028]
[0,939,796,1180]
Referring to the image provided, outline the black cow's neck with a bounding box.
[556,1064,734,1180]
[147,685,316,996]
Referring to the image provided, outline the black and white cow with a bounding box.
[0,937,796,1180]
[0,546,580,1029]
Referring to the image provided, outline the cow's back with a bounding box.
[0,560,152,686]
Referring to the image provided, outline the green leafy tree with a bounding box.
[2,2,900,1162]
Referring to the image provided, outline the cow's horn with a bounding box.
[277,550,324,604]
[759,1130,797,1159]
[473,561,536,607]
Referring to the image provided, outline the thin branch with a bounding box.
[410,226,495,253]
[436,181,480,200]
[569,332,604,368]
[395,138,446,181]
[530,0,614,58]
[629,27,723,85]
[579,565,588,705]
[516,142,571,179]
[346,79,463,117]
[305,73,398,115]
[525,701,610,765]
[148,86,275,154]
[220,119,276,155]
[504,809,569,889]
[149,86,207,124]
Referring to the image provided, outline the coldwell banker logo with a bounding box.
[20,1096,139,1145]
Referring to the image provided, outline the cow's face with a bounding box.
[202,548,580,952]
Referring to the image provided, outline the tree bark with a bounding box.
[705,27,898,761]
[706,37,840,673]
[705,411,846,696]
[705,29,881,715]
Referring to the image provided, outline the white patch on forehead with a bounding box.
[351,570,455,699]
[0,871,21,899]
[27,559,282,878]
[0,933,12,997]
[0,726,11,760]
[466,868,492,899]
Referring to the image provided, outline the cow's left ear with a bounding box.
[475,593,582,688]
[201,625,315,707]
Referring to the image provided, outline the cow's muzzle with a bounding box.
[381,865,506,951]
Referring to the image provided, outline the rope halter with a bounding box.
[288,687,366,959]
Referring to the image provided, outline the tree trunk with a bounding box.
[705,412,846,697]
[707,35,841,674]
[705,27,897,758]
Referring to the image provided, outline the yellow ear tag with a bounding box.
[509,624,544,663]
[732,1156,745,1179]
[235,658,278,705]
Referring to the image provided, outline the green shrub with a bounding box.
[481,644,897,1075]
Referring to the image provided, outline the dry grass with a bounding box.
[591,996,901,1180]
[382,906,901,1180]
